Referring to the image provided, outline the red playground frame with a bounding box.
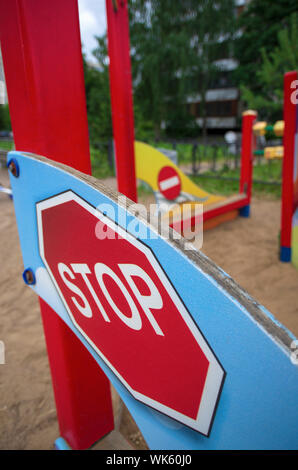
[280,71,298,264]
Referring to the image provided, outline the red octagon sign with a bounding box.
[36,191,225,436]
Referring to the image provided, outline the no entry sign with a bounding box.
[36,191,224,435]
[158,166,181,200]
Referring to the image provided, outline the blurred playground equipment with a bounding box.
[253,120,284,138]
[136,71,298,268]
[264,146,284,160]
[246,72,298,267]
[135,110,256,231]
[253,120,284,160]
[280,71,298,267]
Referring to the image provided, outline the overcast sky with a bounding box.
[78,0,107,63]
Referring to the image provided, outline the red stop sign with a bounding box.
[37,191,224,435]
[158,166,181,200]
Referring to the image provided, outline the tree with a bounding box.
[129,0,236,138]
[234,0,298,94]
[240,12,298,121]
[87,1,236,140]
[0,104,11,130]
[128,0,190,138]
[83,40,113,143]
[84,35,155,143]
[177,0,236,137]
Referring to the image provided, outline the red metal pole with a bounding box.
[239,110,257,217]
[106,0,137,202]
[0,0,114,449]
[280,71,298,262]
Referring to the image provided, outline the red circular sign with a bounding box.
[158,166,181,200]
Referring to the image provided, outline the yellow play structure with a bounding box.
[135,141,224,208]
[253,120,285,160]
[134,122,254,231]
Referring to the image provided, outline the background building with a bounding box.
[186,0,249,133]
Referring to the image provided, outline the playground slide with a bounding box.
[134,141,248,231]
[134,141,224,215]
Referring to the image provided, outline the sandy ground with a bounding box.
[0,169,298,450]
[199,198,298,337]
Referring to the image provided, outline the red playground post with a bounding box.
[0,0,114,449]
[239,110,257,218]
[106,0,137,202]
[280,71,298,263]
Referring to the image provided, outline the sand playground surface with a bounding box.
[0,168,298,450]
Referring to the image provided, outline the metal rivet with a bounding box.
[22,268,36,285]
[7,158,20,178]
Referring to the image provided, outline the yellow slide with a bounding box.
[134,141,224,209]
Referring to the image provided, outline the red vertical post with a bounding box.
[106,0,137,202]
[239,110,257,217]
[280,71,298,262]
[0,0,114,449]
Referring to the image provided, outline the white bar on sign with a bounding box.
[160,176,179,191]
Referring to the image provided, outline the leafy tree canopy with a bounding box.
[234,0,298,90]
[0,104,11,131]
[240,12,298,121]
[129,0,236,138]
[83,40,113,144]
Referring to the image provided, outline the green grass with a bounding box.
[90,146,115,179]
[0,140,14,151]
[190,160,282,198]
[147,140,193,163]
[148,140,236,164]
[190,173,239,197]
[253,159,282,183]
[137,182,154,198]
